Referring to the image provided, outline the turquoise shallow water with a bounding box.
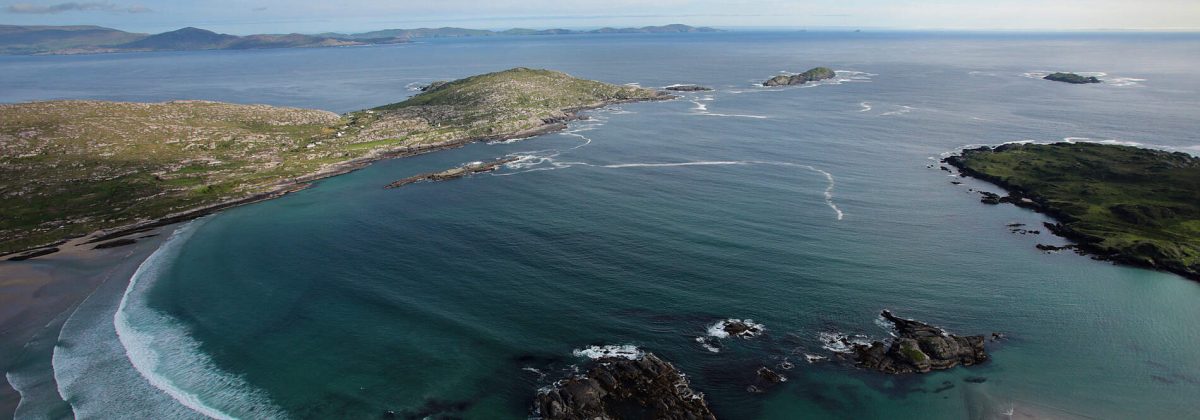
[3,31,1200,419]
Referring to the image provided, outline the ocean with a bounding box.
[2,31,1199,419]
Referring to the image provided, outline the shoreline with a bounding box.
[943,151,1199,282]
[0,224,178,418]
[0,94,670,416]
[2,95,672,260]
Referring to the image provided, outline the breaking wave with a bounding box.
[572,345,644,360]
[113,222,288,419]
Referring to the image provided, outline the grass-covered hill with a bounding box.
[359,68,668,146]
[0,68,667,253]
[945,142,1200,280]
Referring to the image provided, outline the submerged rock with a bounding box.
[534,352,715,420]
[850,310,988,374]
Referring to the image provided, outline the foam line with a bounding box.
[113,222,288,419]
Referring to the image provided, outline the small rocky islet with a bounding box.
[848,310,988,374]
[664,85,714,92]
[1043,72,1101,84]
[534,352,716,420]
[762,66,837,86]
[384,156,520,188]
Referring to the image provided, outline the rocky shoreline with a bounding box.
[385,156,521,188]
[2,96,671,261]
[944,146,1200,281]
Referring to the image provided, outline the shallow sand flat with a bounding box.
[0,228,175,417]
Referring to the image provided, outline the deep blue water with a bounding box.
[3,31,1200,419]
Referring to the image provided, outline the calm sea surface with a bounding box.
[3,31,1200,419]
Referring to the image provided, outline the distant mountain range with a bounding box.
[0,24,722,55]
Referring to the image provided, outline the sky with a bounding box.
[3,0,1199,34]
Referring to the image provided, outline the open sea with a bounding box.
[3,31,1200,419]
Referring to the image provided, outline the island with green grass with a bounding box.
[0,68,670,255]
[944,142,1200,281]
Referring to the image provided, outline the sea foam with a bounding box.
[113,221,288,419]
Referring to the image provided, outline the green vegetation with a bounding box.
[0,68,666,253]
[947,142,1200,280]
[899,342,928,362]
[1043,72,1101,84]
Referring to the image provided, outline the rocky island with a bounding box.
[945,142,1200,281]
[385,157,520,188]
[0,68,670,255]
[664,85,714,92]
[762,67,836,86]
[534,352,715,419]
[850,311,988,374]
[1043,72,1101,84]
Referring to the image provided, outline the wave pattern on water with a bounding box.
[113,222,288,420]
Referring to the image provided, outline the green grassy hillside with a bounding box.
[0,68,666,253]
[946,142,1200,280]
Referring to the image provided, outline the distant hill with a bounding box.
[0,24,721,55]
[329,24,722,40]
[0,24,146,54]
[118,27,365,51]
[118,27,238,50]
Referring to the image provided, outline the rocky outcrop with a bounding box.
[420,81,447,92]
[385,156,520,188]
[720,319,764,338]
[664,85,713,92]
[850,311,988,374]
[534,353,715,420]
[762,67,836,87]
[1043,72,1100,84]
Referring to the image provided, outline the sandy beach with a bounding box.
[0,226,176,417]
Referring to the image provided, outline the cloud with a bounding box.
[5,2,152,14]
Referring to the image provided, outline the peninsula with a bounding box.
[945,142,1200,281]
[0,68,670,255]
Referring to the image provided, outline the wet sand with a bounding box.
[0,226,176,417]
